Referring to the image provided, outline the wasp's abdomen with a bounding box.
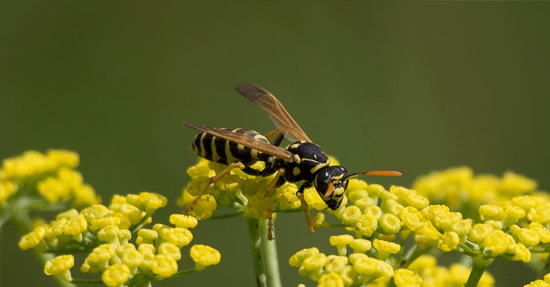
[190,128,270,166]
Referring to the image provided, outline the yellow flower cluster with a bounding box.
[0,150,99,207]
[291,173,505,286]
[44,254,75,282]
[19,192,166,251]
[177,158,328,220]
[329,182,429,243]
[413,166,539,216]
[524,273,550,287]
[20,191,221,285]
[289,244,400,287]
[81,214,219,286]
[414,168,550,264]
[408,255,494,287]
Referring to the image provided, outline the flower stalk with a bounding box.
[465,257,493,287]
[247,217,282,287]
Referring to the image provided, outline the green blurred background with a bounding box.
[1,2,549,287]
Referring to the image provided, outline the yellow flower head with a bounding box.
[120,249,143,274]
[86,243,117,271]
[190,244,221,271]
[373,239,400,261]
[330,234,354,256]
[394,268,423,287]
[378,213,402,235]
[188,194,217,219]
[170,214,198,229]
[324,255,349,273]
[158,242,182,261]
[414,221,441,249]
[19,226,47,250]
[311,212,328,229]
[2,150,100,207]
[157,225,193,249]
[101,263,130,287]
[97,225,131,244]
[136,228,158,245]
[44,254,74,282]
[438,231,460,252]
[0,180,16,205]
[289,247,320,267]
[355,214,378,238]
[484,230,516,255]
[301,253,327,280]
[349,238,372,254]
[340,206,362,226]
[349,253,384,281]
[152,254,179,278]
[318,272,344,287]
[498,171,537,195]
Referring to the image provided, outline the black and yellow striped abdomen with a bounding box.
[190,128,271,166]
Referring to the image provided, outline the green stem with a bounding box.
[70,278,104,284]
[400,243,433,268]
[259,218,281,287]
[170,267,200,278]
[207,210,245,220]
[247,217,282,287]
[248,217,266,287]
[10,198,75,287]
[464,256,493,287]
[536,252,550,279]
[0,205,14,231]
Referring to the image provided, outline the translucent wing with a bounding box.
[236,83,312,142]
[185,122,293,162]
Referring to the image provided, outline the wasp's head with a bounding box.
[314,166,349,210]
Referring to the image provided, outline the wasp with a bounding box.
[183,83,401,239]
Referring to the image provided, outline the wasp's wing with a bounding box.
[236,83,312,143]
[185,123,293,162]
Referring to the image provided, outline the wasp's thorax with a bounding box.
[282,141,330,183]
[314,166,349,210]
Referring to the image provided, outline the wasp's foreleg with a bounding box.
[265,168,285,240]
[296,183,315,235]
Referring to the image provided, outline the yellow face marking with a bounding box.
[333,187,345,196]
[293,154,301,164]
[293,167,301,176]
[237,143,245,150]
[330,173,345,181]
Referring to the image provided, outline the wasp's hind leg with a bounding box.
[183,162,245,216]
[264,128,285,147]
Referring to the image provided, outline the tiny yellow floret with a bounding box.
[318,272,344,287]
[373,239,400,260]
[170,214,198,229]
[394,268,423,287]
[152,254,179,278]
[101,263,130,287]
[190,244,221,271]
[329,234,354,256]
[44,254,74,282]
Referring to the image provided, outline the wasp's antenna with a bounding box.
[343,170,402,182]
